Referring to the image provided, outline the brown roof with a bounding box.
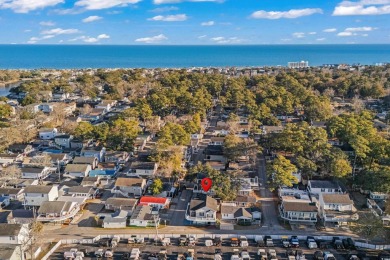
[322,194,353,204]
[106,198,138,208]
[283,201,318,212]
[115,177,145,187]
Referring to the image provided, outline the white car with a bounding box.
[241,251,250,260]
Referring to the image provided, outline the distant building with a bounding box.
[288,61,309,69]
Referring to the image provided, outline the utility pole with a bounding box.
[154,214,159,246]
[57,159,61,182]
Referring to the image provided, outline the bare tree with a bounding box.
[80,104,92,115]
[30,154,52,167]
[0,165,21,180]
[22,221,44,260]
[352,96,365,113]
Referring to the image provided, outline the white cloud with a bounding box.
[40,21,55,26]
[154,0,223,4]
[75,0,141,10]
[82,15,102,23]
[316,38,326,41]
[338,31,355,36]
[333,0,390,16]
[337,26,377,36]
[41,28,80,35]
[210,36,243,44]
[292,32,305,38]
[201,21,215,26]
[24,29,31,32]
[308,32,317,35]
[323,28,337,32]
[69,34,110,43]
[345,26,377,31]
[251,8,323,19]
[27,34,55,43]
[135,34,168,43]
[150,6,178,12]
[97,34,110,39]
[148,14,187,21]
[0,0,63,13]
[198,35,207,39]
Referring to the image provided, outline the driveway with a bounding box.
[168,189,193,226]
[258,155,282,230]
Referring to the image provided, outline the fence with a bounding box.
[41,240,62,260]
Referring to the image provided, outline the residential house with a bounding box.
[81,176,100,188]
[38,103,54,113]
[204,145,226,163]
[113,177,146,198]
[7,209,35,224]
[186,194,218,225]
[104,151,130,164]
[105,198,138,214]
[21,167,50,179]
[23,185,58,207]
[52,91,69,101]
[139,196,170,209]
[369,192,388,200]
[0,154,23,165]
[70,139,83,150]
[128,162,158,177]
[37,201,80,223]
[80,146,106,162]
[0,224,29,245]
[307,180,343,196]
[54,135,73,149]
[220,202,253,224]
[129,205,159,227]
[279,195,318,225]
[319,193,358,225]
[65,186,97,199]
[7,144,33,155]
[0,187,24,201]
[39,128,58,140]
[103,210,127,229]
[0,244,25,260]
[232,195,257,207]
[210,137,225,146]
[47,153,71,166]
[73,156,98,169]
[88,169,116,179]
[64,164,91,178]
[95,100,117,113]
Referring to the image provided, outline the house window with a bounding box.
[199,212,205,217]
[10,236,15,240]
[321,189,325,192]
[328,189,332,192]
[41,194,44,197]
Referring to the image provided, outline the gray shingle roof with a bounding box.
[322,194,353,204]
[38,201,72,214]
[189,194,218,212]
[309,180,340,189]
[65,164,90,173]
[0,224,22,236]
[24,185,54,194]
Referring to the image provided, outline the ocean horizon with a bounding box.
[0,44,389,69]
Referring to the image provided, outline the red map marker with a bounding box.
[201,178,212,192]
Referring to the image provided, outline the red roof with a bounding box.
[139,196,167,205]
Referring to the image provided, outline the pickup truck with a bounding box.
[258,249,267,260]
[268,249,277,260]
[290,236,299,248]
[130,248,141,260]
[231,237,240,247]
[307,236,318,249]
[240,236,249,247]
[241,250,250,260]
[264,236,274,247]
[324,251,336,260]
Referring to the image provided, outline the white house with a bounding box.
[38,128,58,140]
[37,201,80,223]
[129,205,159,227]
[220,202,252,224]
[64,164,91,178]
[319,193,358,225]
[0,223,29,245]
[113,177,146,198]
[0,187,24,201]
[128,162,158,177]
[23,185,58,207]
[54,135,73,149]
[65,186,97,199]
[80,146,106,162]
[103,210,128,229]
[307,180,343,196]
[186,194,218,225]
[105,198,138,213]
[369,191,388,201]
[21,167,51,180]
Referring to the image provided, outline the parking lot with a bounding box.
[50,236,379,260]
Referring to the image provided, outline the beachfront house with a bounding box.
[0,223,29,245]
[21,167,51,179]
[38,128,58,140]
[23,185,59,207]
[113,177,146,198]
[319,193,358,225]
[186,194,218,225]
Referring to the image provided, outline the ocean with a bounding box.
[0,44,389,69]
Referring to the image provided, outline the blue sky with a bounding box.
[0,0,389,44]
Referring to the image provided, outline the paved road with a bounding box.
[258,155,282,230]
[170,189,193,226]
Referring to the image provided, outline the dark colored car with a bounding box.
[290,236,299,248]
[314,251,324,260]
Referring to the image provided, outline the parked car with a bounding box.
[214,235,222,246]
[268,249,277,260]
[94,249,104,258]
[231,237,240,247]
[264,236,274,247]
[343,238,356,250]
[258,249,267,260]
[240,236,249,247]
[205,239,213,247]
[161,238,171,246]
[231,249,241,260]
[105,249,114,258]
[307,236,318,249]
[290,236,299,248]
[281,236,291,248]
[378,251,390,260]
[241,250,250,260]
[295,250,305,260]
[215,249,223,260]
[179,235,188,246]
[314,251,324,260]
[323,251,336,260]
[255,235,265,247]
